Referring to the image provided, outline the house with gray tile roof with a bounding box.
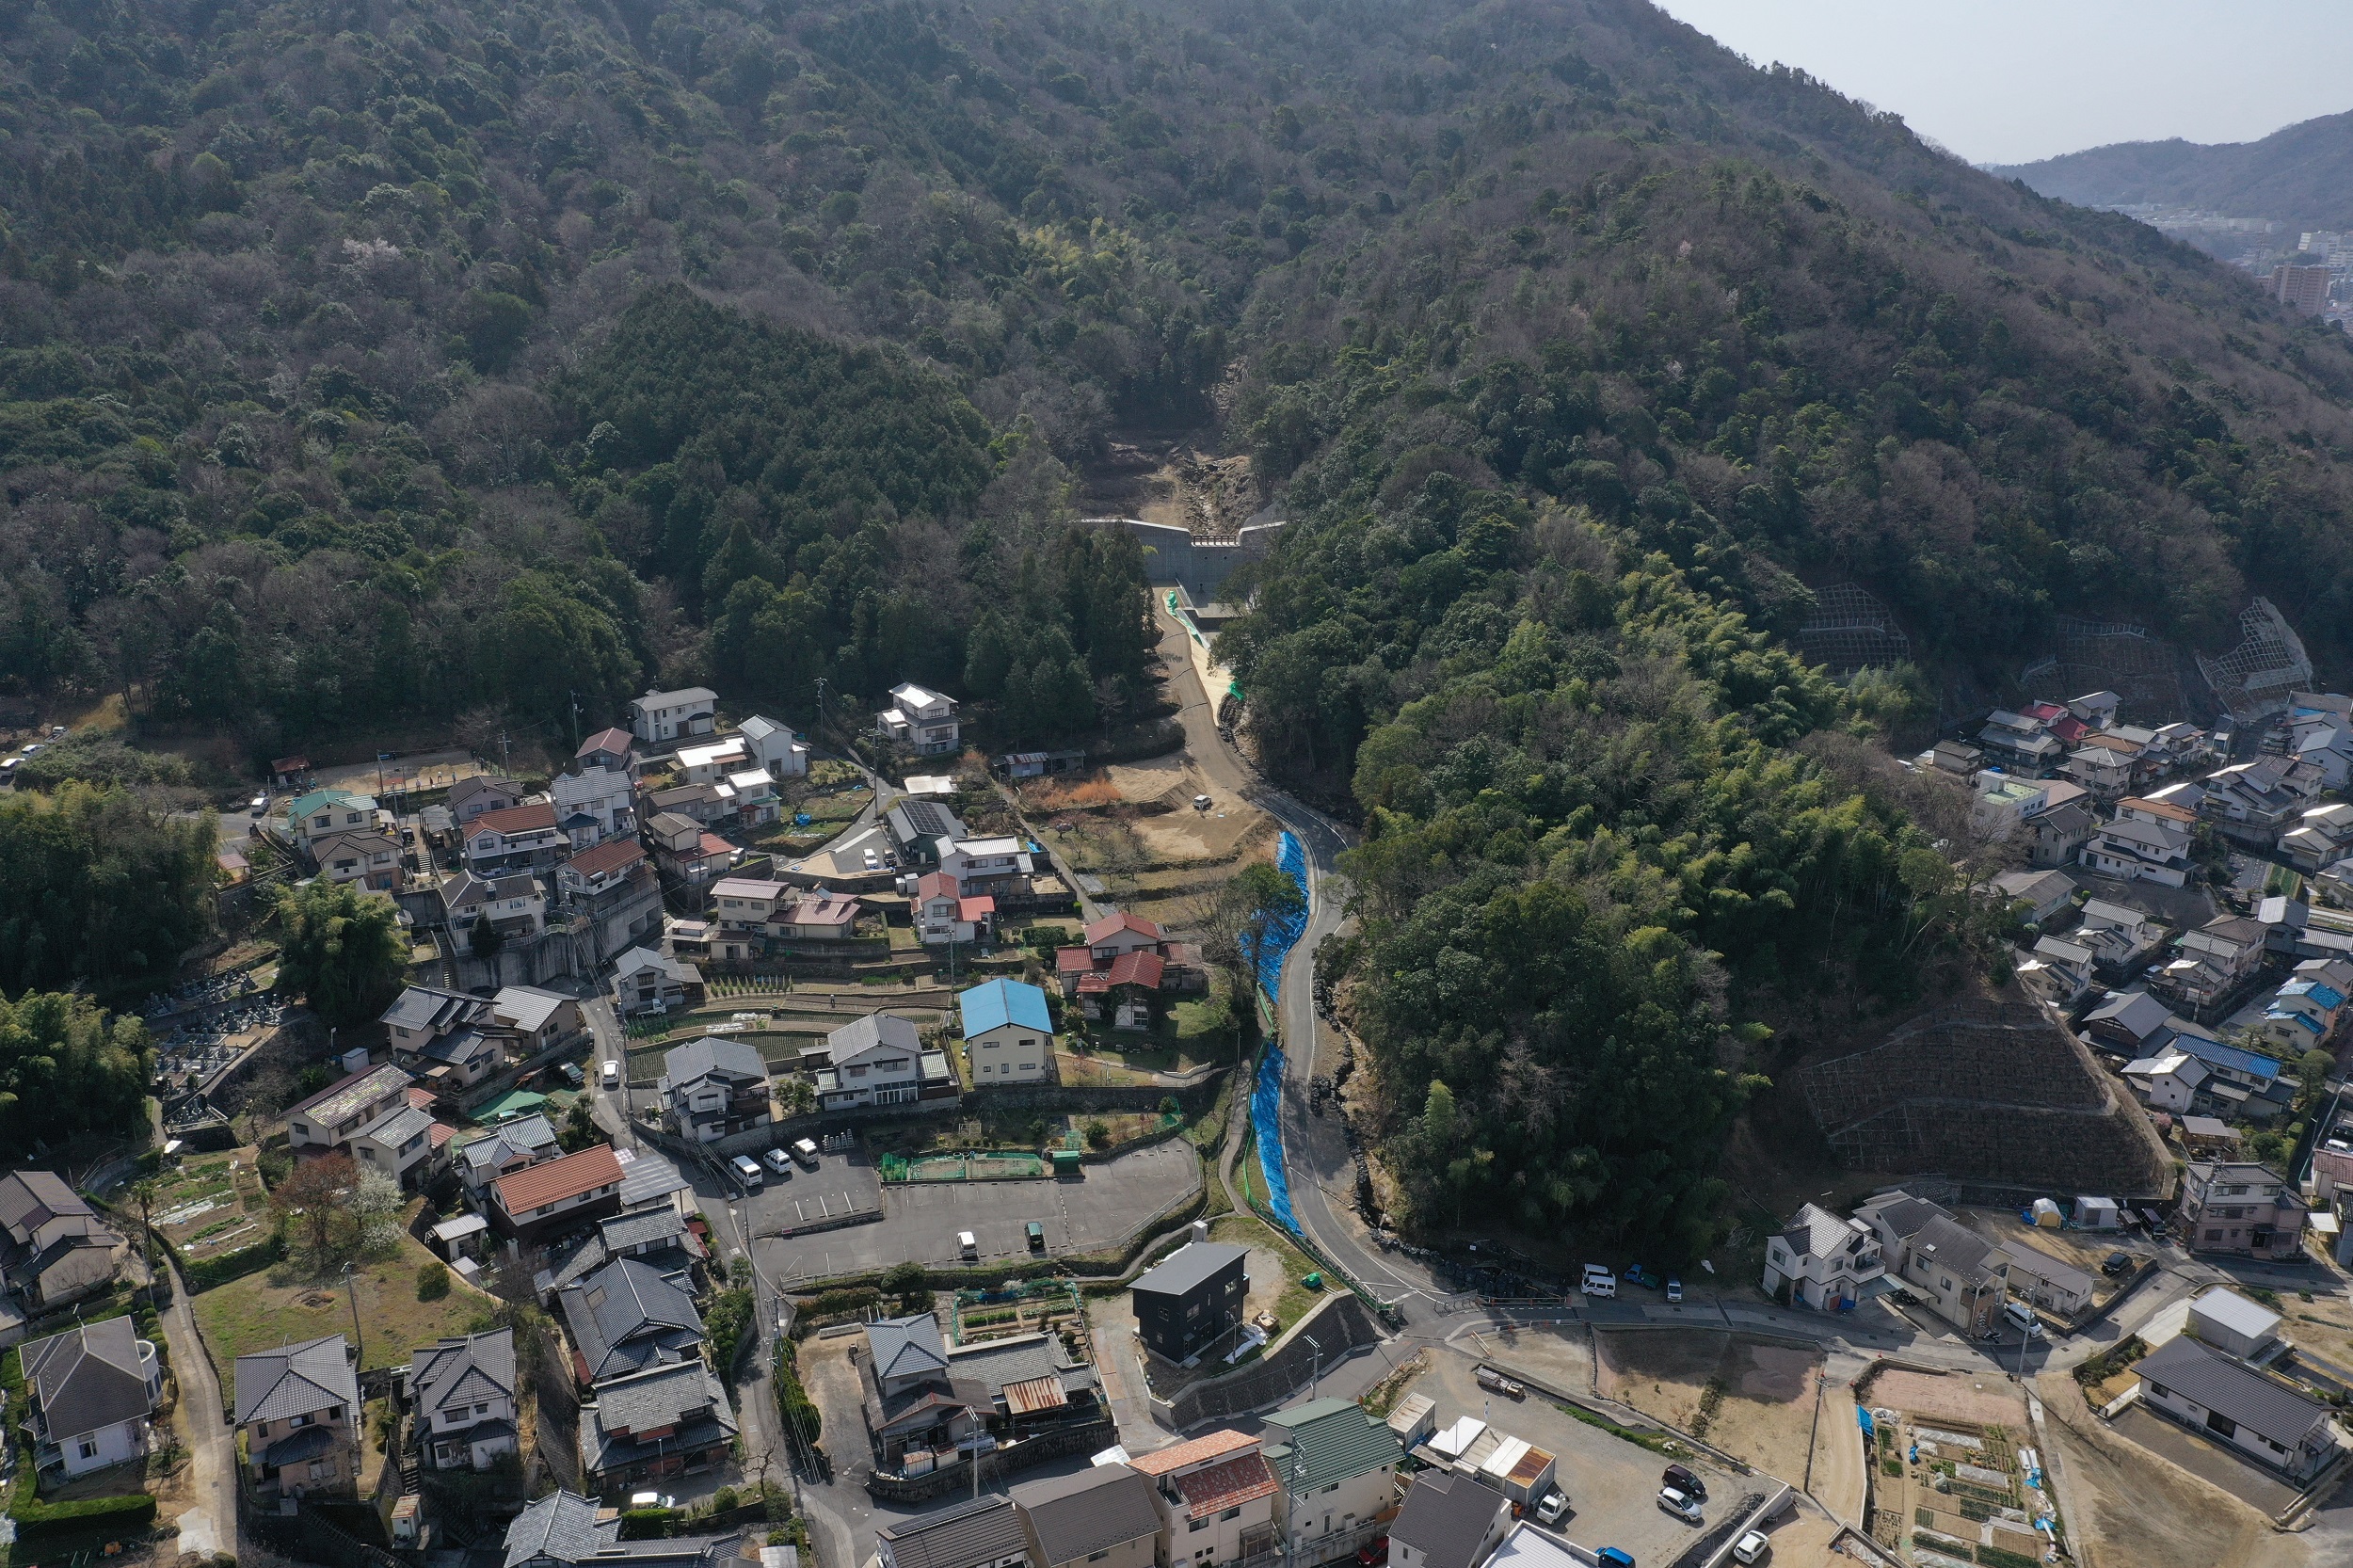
[536,1205,701,1300]
[1390,1469,1512,1568]
[659,1036,772,1143]
[0,1169,120,1310]
[2137,1334,2342,1480]
[459,1112,562,1195]
[1762,1200,1884,1311]
[411,1328,519,1473]
[866,1314,951,1396]
[20,1317,160,1478]
[579,1359,737,1487]
[875,1495,1030,1568]
[1010,1464,1160,1568]
[558,1256,704,1387]
[234,1336,361,1502]
[505,1490,744,1568]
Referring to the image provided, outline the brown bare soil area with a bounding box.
[2034,1372,2287,1568]
[1594,1329,1825,1475]
[1863,1367,2029,1429]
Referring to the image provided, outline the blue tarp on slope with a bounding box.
[1252,1046,1300,1234]
[1239,831,1310,1002]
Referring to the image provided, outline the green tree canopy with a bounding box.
[275,880,407,1030]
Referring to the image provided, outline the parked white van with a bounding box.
[958,1230,979,1260]
[2003,1300,2042,1336]
[1581,1266,1617,1298]
[731,1155,764,1191]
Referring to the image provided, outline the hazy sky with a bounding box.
[1653,1,2353,166]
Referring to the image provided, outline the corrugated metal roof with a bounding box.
[1000,1372,1067,1416]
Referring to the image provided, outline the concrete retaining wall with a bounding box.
[1154,1289,1385,1430]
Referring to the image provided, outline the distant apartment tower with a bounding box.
[2270,264,2332,315]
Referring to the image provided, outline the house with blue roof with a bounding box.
[2255,977,2347,1056]
[958,978,1054,1083]
[2168,1027,2297,1120]
[285,787,378,849]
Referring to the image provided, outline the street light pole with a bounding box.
[1304,1333,1321,1400]
[344,1260,365,1372]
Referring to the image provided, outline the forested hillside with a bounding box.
[1991,111,2353,231]
[8,0,2353,1247]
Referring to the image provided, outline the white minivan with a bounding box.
[600,1059,621,1090]
[958,1230,979,1260]
[1581,1266,1618,1298]
[731,1155,764,1191]
[761,1147,793,1177]
[2003,1300,2042,1337]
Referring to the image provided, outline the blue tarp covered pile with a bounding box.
[1240,830,1309,1002]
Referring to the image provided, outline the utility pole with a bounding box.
[344,1260,365,1371]
[1305,1332,1321,1400]
[568,689,583,751]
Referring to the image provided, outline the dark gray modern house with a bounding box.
[1130,1241,1248,1364]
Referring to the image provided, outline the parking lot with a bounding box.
[1405,1342,1753,1566]
[755,1139,1199,1283]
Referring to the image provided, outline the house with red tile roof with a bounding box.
[490,1145,624,1243]
[1129,1429,1280,1566]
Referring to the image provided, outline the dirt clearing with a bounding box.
[1594,1329,1825,1474]
[1863,1366,2029,1429]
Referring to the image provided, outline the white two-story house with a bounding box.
[628,686,718,744]
[818,1014,925,1109]
[1761,1202,1885,1310]
[877,682,960,756]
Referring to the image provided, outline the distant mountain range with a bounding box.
[1989,109,2353,229]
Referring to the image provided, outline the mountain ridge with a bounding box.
[1988,107,2353,229]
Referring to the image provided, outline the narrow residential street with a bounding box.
[153,1254,240,1560]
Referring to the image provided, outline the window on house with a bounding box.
[292,1413,312,1427]
[1190,1518,1209,1532]
[77,1438,99,1459]
[1222,1507,1241,1521]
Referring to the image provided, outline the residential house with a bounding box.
[1128,1430,1281,1568]
[235,1336,361,1506]
[285,1064,441,1189]
[914,872,993,948]
[2080,989,2176,1058]
[495,986,587,1058]
[575,728,637,776]
[1856,1192,2011,1335]
[660,1036,772,1143]
[2066,690,2122,729]
[2074,899,2161,975]
[707,878,861,957]
[466,803,567,873]
[2281,803,2353,872]
[1993,869,2077,929]
[1132,1241,1249,1364]
[648,815,735,887]
[1086,912,1168,963]
[2253,974,2347,1057]
[1977,711,2064,774]
[312,828,404,891]
[20,1318,160,1479]
[537,1206,704,1301]
[2082,808,2196,888]
[552,758,636,849]
[2167,1028,2294,1121]
[2152,915,2269,1016]
[410,1328,519,1472]
[491,1144,625,1244]
[449,776,528,825]
[937,1332,1104,1444]
[877,683,961,756]
[381,984,512,1095]
[857,1313,975,1468]
[2201,756,2326,848]
[628,686,718,745]
[938,836,1032,897]
[285,789,379,850]
[579,1358,737,1490]
[613,948,704,1016]
[2275,692,2353,789]
[1009,1466,1161,1568]
[504,1491,745,1568]
[1973,774,2053,840]
[443,872,547,938]
[2017,934,2095,1004]
[1760,1202,1884,1311]
[2004,1244,2095,1317]
[458,1113,562,1200]
[1929,740,1983,775]
[723,769,780,828]
[2064,743,2137,796]
[2189,1287,2283,1361]
[2121,1049,2209,1113]
[959,978,1054,1082]
[2026,802,2093,870]
[0,1171,121,1310]
[647,787,728,829]
[2133,1335,2341,1480]
[558,1256,705,1385]
[2313,856,2353,909]
[1259,1396,1405,1563]
[874,1496,1031,1568]
[2179,1160,2308,1260]
[555,838,664,955]
[676,738,752,787]
[1388,1471,1512,1568]
[736,714,808,779]
[885,800,968,867]
[816,1013,932,1110]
